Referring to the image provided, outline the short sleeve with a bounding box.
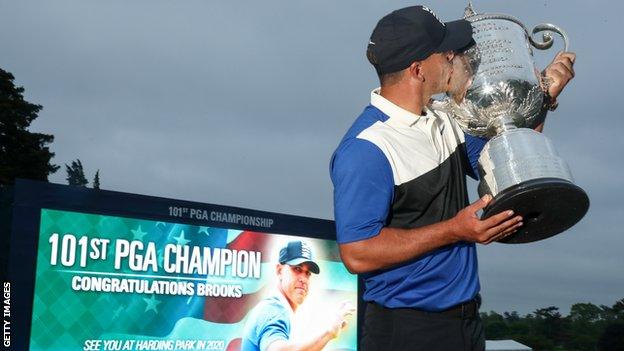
[251,302,290,351]
[330,138,394,244]
[258,316,289,351]
[464,133,488,180]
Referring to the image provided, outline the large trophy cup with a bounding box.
[444,4,589,243]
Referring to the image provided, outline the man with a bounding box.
[241,240,355,351]
[330,5,575,350]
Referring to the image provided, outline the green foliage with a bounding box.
[0,68,59,186]
[65,160,102,189]
[93,170,100,189]
[65,159,88,187]
[597,322,624,351]
[482,298,624,351]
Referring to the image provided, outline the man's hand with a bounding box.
[543,51,576,101]
[326,301,356,339]
[449,195,523,244]
[267,301,356,351]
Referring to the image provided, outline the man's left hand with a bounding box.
[543,51,576,101]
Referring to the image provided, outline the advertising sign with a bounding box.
[3,181,357,351]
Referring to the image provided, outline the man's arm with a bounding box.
[265,303,355,351]
[266,332,334,351]
[336,53,575,275]
[339,194,522,274]
[331,138,522,274]
[534,51,576,132]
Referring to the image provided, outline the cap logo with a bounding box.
[301,242,312,259]
[422,6,445,26]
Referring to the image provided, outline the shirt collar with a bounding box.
[370,88,434,127]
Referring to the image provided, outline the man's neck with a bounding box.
[379,85,429,116]
[277,286,298,312]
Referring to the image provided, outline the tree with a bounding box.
[480,298,624,350]
[486,321,509,339]
[504,311,521,322]
[482,311,509,339]
[597,322,624,351]
[533,306,564,345]
[561,302,602,349]
[612,298,624,320]
[65,159,88,186]
[93,170,100,189]
[570,302,602,323]
[0,68,58,186]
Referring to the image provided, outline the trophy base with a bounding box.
[481,178,589,244]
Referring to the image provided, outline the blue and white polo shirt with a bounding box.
[241,292,294,351]
[330,88,486,311]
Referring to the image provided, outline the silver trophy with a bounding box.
[440,3,589,243]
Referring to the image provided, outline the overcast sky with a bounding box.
[2,0,622,315]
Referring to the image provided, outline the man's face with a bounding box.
[277,263,313,309]
[419,51,455,96]
[447,53,474,103]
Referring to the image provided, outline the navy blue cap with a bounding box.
[366,5,474,75]
[278,241,320,274]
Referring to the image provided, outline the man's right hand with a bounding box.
[326,301,356,339]
[449,195,523,244]
[338,195,524,274]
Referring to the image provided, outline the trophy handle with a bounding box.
[465,13,570,93]
[465,12,570,52]
[530,23,570,52]
[530,24,570,93]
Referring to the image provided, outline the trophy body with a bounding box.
[446,6,589,243]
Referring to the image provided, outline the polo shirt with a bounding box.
[241,292,294,351]
[330,88,486,311]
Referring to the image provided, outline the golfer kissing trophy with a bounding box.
[444,3,589,243]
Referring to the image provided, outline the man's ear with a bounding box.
[408,61,424,82]
[276,264,283,276]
